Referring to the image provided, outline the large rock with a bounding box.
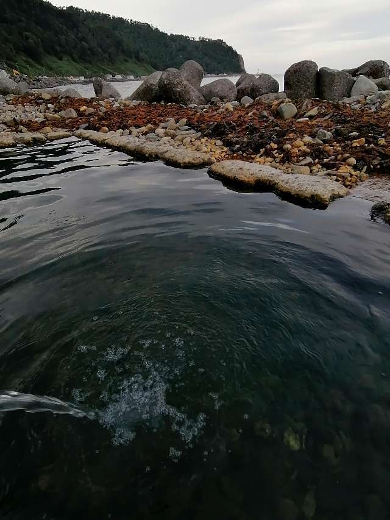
[237,73,279,101]
[284,60,318,100]
[236,73,253,87]
[158,68,206,105]
[209,160,348,208]
[318,67,354,101]
[60,88,81,98]
[374,77,390,91]
[256,74,279,95]
[130,71,162,102]
[93,78,121,99]
[0,75,19,95]
[179,60,204,89]
[200,79,237,102]
[345,60,390,79]
[351,75,378,97]
[18,81,29,95]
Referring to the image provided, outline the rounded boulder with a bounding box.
[200,79,237,102]
[158,68,206,105]
[284,60,319,100]
[346,60,390,79]
[180,60,204,89]
[130,71,162,102]
[237,73,279,101]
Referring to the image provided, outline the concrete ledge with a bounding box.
[209,160,349,208]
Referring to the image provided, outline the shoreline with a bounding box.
[1,89,389,210]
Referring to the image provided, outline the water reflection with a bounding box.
[0,139,389,519]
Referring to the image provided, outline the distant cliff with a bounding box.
[0,0,245,77]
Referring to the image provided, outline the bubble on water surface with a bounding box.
[97,366,207,447]
[77,345,97,353]
[169,447,182,462]
[104,346,129,362]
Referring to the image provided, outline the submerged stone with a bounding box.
[370,202,390,224]
[283,427,301,451]
[279,499,299,520]
[255,420,272,439]
[302,490,317,519]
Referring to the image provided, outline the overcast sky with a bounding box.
[50,0,390,73]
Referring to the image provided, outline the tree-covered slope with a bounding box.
[0,0,244,77]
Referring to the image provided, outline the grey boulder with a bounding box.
[318,68,354,101]
[241,96,254,105]
[236,73,253,87]
[93,78,121,99]
[130,71,162,102]
[61,88,81,98]
[200,79,237,102]
[374,77,390,91]
[14,81,29,95]
[351,75,378,97]
[237,73,279,101]
[257,74,279,95]
[0,75,19,95]
[277,103,297,119]
[284,60,318,100]
[158,68,206,105]
[180,60,204,89]
[345,60,390,79]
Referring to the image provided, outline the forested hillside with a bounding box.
[0,0,244,77]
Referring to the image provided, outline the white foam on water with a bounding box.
[97,364,206,447]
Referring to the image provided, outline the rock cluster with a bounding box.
[130,61,280,106]
[236,73,279,101]
[285,59,390,102]
[1,63,389,210]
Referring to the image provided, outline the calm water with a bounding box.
[55,75,285,98]
[0,138,390,520]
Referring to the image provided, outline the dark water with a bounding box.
[1,138,390,520]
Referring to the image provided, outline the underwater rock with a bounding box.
[279,499,299,520]
[283,427,301,451]
[370,201,390,224]
[302,489,317,519]
[255,420,272,439]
